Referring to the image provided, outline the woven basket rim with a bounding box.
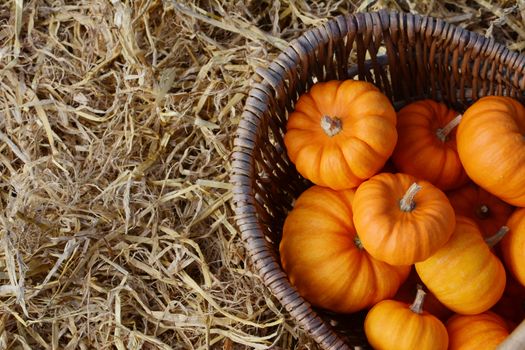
[230,9,525,349]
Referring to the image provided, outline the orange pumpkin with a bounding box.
[392,99,467,190]
[415,216,506,315]
[279,185,410,313]
[457,96,525,206]
[353,172,455,265]
[284,80,397,190]
[365,287,448,350]
[394,268,453,321]
[447,182,514,239]
[501,208,525,288]
[446,312,510,350]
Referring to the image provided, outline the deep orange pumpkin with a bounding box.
[365,287,449,350]
[415,216,506,315]
[353,172,455,265]
[447,182,514,239]
[457,96,525,206]
[446,312,510,350]
[392,99,468,190]
[501,208,525,288]
[284,80,397,190]
[279,185,410,313]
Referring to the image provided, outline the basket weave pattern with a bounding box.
[231,10,525,349]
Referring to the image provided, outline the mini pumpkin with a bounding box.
[446,312,510,350]
[365,286,448,350]
[501,208,525,288]
[415,216,506,315]
[353,172,455,265]
[392,99,468,190]
[447,182,514,239]
[457,96,525,206]
[279,185,410,313]
[284,80,397,190]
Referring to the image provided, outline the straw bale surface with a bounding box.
[0,0,523,349]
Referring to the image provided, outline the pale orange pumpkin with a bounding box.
[415,216,506,315]
[447,182,514,239]
[365,287,449,350]
[447,312,510,350]
[353,172,455,265]
[392,99,468,190]
[279,185,410,313]
[501,208,525,288]
[284,80,397,190]
[457,96,525,206]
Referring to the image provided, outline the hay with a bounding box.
[0,0,522,349]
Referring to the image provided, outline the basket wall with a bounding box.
[231,10,525,350]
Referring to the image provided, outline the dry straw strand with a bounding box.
[0,0,523,349]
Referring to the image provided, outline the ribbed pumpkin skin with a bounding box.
[446,312,510,350]
[415,216,506,315]
[353,173,455,265]
[447,182,514,238]
[501,208,525,288]
[457,96,525,206]
[284,80,397,190]
[279,185,410,313]
[364,299,448,350]
[392,100,468,190]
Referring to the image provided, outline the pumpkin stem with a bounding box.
[320,116,343,137]
[399,183,422,212]
[354,236,364,250]
[475,204,490,219]
[485,226,510,247]
[409,285,426,314]
[436,114,462,142]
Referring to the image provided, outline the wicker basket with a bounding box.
[231,10,525,350]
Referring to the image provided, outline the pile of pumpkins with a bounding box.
[279,79,525,350]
